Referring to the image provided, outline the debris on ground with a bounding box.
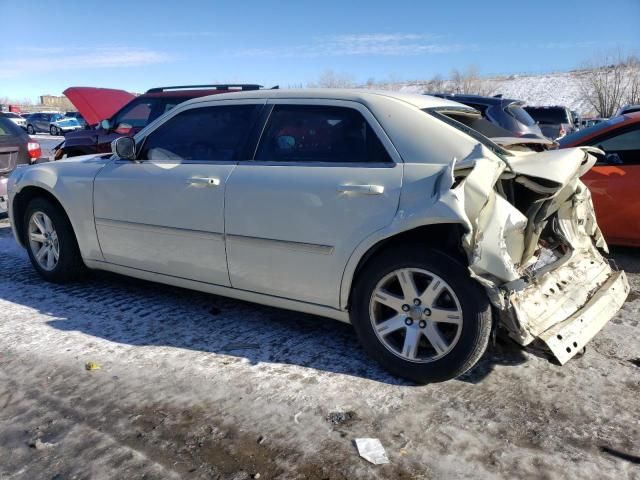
[28,438,57,450]
[354,438,389,465]
[326,410,357,426]
[85,361,101,371]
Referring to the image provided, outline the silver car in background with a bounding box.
[6,90,628,383]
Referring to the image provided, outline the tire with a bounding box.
[23,197,86,283]
[27,124,35,134]
[351,246,492,384]
[50,125,58,136]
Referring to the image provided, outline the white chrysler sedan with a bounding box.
[6,90,629,383]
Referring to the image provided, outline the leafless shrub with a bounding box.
[447,66,496,96]
[578,51,639,117]
[308,69,355,88]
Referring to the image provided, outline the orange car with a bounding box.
[559,112,640,247]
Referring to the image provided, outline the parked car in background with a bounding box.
[614,104,640,117]
[0,112,27,130]
[56,84,264,158]
[524,105,576,140]
[25,112,61,134]
[0,117,42,213]
[8,89,628,383]
[559,112,640,246]
[581,117,606,128]
[64,111,88,128]
[429,93,544,138]
[49,113,83,136]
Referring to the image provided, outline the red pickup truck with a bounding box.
[55,84,263,159]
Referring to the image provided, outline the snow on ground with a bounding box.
[386,70,595,114]
[0,217,639,479]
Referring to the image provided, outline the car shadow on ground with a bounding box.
[0,222,534,386]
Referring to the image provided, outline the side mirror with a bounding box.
[605,152,623,165]
[100,119,111,130]
[112,136,136,160]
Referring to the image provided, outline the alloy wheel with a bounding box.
[369,268,463,363]
[28,211,60,271]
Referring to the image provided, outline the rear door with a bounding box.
[582,124,640,245]
[224,101,403,308]
[93,99,263,285]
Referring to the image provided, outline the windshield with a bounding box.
[525,107,569,124]
[425,107,512,157]
[2,112,20,119]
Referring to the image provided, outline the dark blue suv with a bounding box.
[429,93,544,138]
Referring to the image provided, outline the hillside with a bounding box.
[377,70,594,115]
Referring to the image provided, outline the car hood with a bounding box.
[64,87,136,126]
[53,117,81,128]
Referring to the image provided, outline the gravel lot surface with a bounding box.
[0,216,639,479]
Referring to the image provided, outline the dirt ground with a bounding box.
[0,216,639,479]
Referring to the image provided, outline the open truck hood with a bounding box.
[63,87,136,126]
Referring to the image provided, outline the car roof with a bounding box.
[559,111,640,147]
[178,88,468,110]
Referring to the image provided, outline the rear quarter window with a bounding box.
[505,104,536,126]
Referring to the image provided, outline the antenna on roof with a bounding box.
[493,94,503,98]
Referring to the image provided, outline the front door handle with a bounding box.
[338,184,385,195]
[188,177,221,186]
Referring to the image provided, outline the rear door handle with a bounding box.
[188,177,220,186]
[338,184,385,195]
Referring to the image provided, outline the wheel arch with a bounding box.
[12,186,75,248]
[341,222,468,311]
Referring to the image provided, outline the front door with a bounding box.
[582,124,640,246]
[93,102,262,285]
[225,102,403,308]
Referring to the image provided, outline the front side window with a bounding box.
[255,105,391,163]
[138,105,258,161]
[590,126,640,165]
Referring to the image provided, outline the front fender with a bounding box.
[9,156,110,261]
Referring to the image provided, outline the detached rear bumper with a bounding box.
[539,270,628,364]
[505,249,629,364]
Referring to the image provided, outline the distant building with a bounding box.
[40,95,74,111]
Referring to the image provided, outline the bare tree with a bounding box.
[424,74,445,93]
[625,55,640,105]
[308,69,355,88]
[578,51,633,117]
[447,66,495,96]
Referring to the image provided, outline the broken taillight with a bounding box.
[27,142,42,162]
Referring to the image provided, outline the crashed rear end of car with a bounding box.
[427,107,629,364]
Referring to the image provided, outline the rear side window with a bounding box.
[505,104,536,126]
[255,105,391,163]
[139,105,259,162]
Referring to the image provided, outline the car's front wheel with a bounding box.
[50,125,59,136]
[23,197,86,283]
[351,246,492,383]
[27,124,35,134]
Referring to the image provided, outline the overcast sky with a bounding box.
[1,0,638,100]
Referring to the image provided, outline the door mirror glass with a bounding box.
[112,136,136,160]
[100,119,111,130]
[605,152,623,165]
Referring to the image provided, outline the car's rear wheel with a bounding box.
[50,125,59,136]
[24,197,86,283]
[27,124,35,134]
[351,246,492,383]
